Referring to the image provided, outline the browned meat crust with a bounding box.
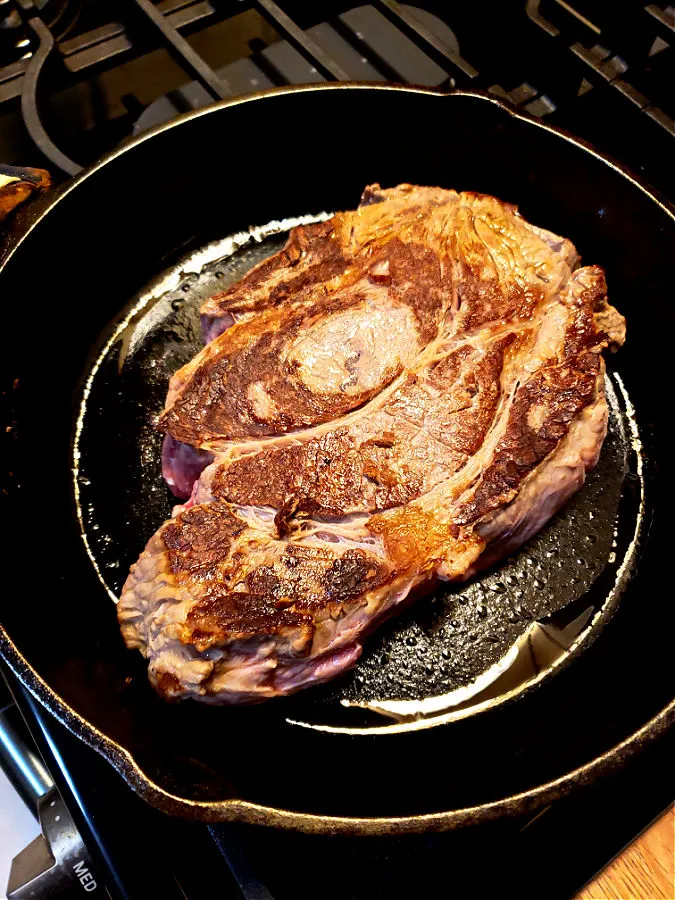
[118,184,625,704]
[159,237,447,443]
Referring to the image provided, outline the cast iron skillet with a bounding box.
[0,84,673,834]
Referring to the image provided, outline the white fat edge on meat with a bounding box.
[229,503,277,531]
[209,501,387,556]
[233,504,387,556]
[296,515,385,555]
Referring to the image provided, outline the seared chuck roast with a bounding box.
[118,184,625,703]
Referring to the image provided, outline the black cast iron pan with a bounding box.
[1,84,673,833]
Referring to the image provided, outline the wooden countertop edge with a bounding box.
[575,805,674,900]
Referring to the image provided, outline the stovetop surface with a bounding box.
[1,1,673,196]
[1,2,673,897]
[7,675,673,900]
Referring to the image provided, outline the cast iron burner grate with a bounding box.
[0,2,673,196]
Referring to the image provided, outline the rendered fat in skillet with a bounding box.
[117,184,626,704]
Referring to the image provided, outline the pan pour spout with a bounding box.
[118,184,625,704]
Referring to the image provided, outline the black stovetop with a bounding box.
[5,673,673,900]
[1,1,673,196]
[1,2,673,898]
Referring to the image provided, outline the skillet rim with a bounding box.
[1,82,674,833]
[1,631,673,832]
[1,82,673,268]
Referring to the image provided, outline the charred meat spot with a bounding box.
[323,550,388,603]
[185,581,313,650]
[359,184,386,206]
[366,432,396,449]
[183,545,390,649]
[162,502,246,573]
[274,596,297,609]
[362,460,381,484]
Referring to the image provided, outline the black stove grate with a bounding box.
[0,2,673,195]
